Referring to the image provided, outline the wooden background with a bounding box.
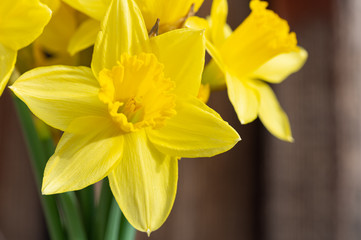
[1,0,360,239]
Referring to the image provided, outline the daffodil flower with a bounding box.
[63,0,204,55]
[187,0,308,141]
[10,0,240,234]
[0,0,51,95]
[33,1,79,67]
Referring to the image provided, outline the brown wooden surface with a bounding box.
[0,90,46,240]
[261,0,337,240]
[334,1,361,239]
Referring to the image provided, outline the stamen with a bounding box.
[98,53,176,133]
[159,3,196,32]
[148,18,160,38]
[187,3,196,19]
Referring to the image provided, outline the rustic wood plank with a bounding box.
[334,1,361,239]
[0,90,46,240]
[262,1,337,240]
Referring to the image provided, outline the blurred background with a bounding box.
[1,0,359,239]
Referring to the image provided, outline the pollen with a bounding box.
[98,53,176,133]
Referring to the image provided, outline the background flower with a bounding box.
[0,0,51,95]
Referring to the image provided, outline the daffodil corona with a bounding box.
[187,0,308,141]
[11,0,240,234]
[0,0,51,95]
[98,53,177,132]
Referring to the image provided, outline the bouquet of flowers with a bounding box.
[0,0,307,238]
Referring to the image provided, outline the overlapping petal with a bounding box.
[252,47,308,83]
[92,0,149,76]
[68,19,100,55]
[36,3,77,53]
[10,66,106,131]
[0,43,16,94]
[210,0,228,47]
[148,97,240,158]
[42,119,123,194]
[202,59,226,90]
[249,80,293,141]
[40,0,61,12]
[109,130,178,233]
[135,0,204,31]
[150,28,205,97]
[225,74,259,124]
[0,0,52,50]
[186,16,226,72]
[62,0,108,21]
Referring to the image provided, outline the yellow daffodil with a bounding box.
[0,0,51,95]
[33,1,80,67]
[187,0,308,141]
[11,0,239,234]
[63,0,204,55]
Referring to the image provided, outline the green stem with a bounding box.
[119,214,136,240]
[14,95,87,240]
[77,185,94,238]
[59,193,88,240]
[12,95,65,240]
[104,199,121,240]
[94,178,113,240]
[39,123,88,240]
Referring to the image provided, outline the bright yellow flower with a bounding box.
[33,2,79,67]
[187,0,308,141]
[63,0,204,55]
[0,0,51,95]
[11,0,239,234]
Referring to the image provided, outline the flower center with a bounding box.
[98,53,176,133]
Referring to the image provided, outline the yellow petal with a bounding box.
[37,3,77,53]
[33,41,76,67]
[197,83,211,104]
[220,0,297,78]
[109,130,178,233]
[249,80,293,141]
[92,0,149,76]
[68,19,100,55]
[10,66,106,131]
[42,120,123,194]
[252,47,308,83]
[135,0,204,31]
[65,115,114,134]
[186,16,226,72]
[40,0,61,12]
[202,59,226,90]
[0,43,16,95]
[210,0,228,47]
[185,16,209,30]
[148,97,240,158]
[225,74,259,124]
[0,0,52,50]
[62,0,108,21]
[150,28,205,97]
